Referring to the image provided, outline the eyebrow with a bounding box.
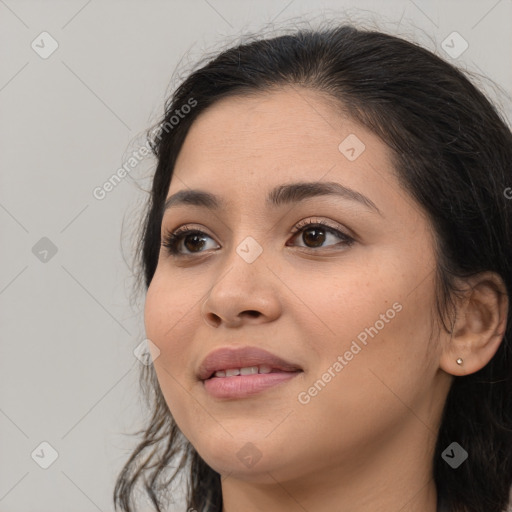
[163,181,382,216]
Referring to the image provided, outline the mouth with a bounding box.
[197,346,303,399]
[208,364,288,378]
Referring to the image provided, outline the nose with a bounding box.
[200,240,282,328]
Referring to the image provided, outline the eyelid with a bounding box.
[291,217,350,236]
[163,216,353,239]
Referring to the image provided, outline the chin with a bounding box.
[193,434,299,483]
[202,454,286,484]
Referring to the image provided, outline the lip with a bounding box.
[197,346,302,380]
[197,346,303,399]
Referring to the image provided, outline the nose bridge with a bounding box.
[207,200,275,290]
[223,206,269,268]
[218,231,266,288]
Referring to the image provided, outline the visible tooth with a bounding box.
[258,364,272,374]
[214,370,226,378]
[240,366,259,375]
[225,368,240,377]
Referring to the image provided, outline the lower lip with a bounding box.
[203,371,301,399]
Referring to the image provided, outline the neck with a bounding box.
[220,415,439,512]
[222,481,437,512]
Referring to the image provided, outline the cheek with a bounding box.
[302,256,438,402]
[144,276,196,377]
[144,263,202,338]
[325,289,437,415]
[290,298,437,465]
[144,279,203,438]
[304,264,397,351]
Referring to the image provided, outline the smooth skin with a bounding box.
[144,87,508,512]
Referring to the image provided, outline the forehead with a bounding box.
[165,87,416,224]
[173,88,390,182]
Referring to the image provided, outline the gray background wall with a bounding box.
[1,1,511,511]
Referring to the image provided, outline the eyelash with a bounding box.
[161,218,355,257]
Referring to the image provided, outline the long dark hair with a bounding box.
[113,22,512,512]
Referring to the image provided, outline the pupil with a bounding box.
[303,227,325,248]
[185,234,206,252]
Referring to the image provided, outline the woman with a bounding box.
[114,23,512,512]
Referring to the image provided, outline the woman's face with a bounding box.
[144,87,452,486]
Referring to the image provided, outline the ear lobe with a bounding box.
[440,272,508,376]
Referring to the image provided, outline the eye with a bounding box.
[161,218,355,257]
[287,218,355,250]
[161,224,219,256]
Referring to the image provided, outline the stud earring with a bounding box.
[456,358,463,365]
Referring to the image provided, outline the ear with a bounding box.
[439,271,509,376]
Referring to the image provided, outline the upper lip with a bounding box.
[197,346,303,380]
